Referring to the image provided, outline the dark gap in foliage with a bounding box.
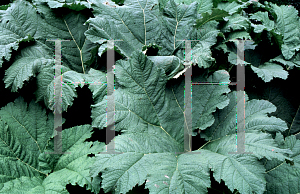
[145,46,160,56]
[191,134,207,151]
[85,127,105,143]
[0,71,38,108]
[207,170,239,194]
[85,126,122,145]
[66,171,119,194]
[127,181,149,194]
[62,85,93,129]
[66,183,94,194]
[228,84,236,93]
[87,153,95,157]
[211,43,231,73]
[208,170,239,194]
[17,76,38,104]
[192,64,210,78]
[255,36,281,60]
[0,0,12,6]
[95,47,125,73]
[230,64,237,83]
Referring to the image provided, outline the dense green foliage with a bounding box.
[0,0,299,193]
[260,0,300,16]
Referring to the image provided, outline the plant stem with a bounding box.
[228,64,234,73]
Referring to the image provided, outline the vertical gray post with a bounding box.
[106,40,116,153]
[176,38,253,155]
[229,40,253,155]
[45,39,71,155]
[45,39,123,155]
[184,40,192,153]
[99,39,123,154]
[175,39,201,154]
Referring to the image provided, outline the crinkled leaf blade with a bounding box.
[265,133,300,194]
[35,65,85,113]
[250,62,288,82]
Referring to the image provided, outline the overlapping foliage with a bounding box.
[0,0,299,193]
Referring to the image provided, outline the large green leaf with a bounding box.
[270,3,300,60]
[200,131,292,194]
[2,0,98,93]
[35,65,85,113]
[264,133,300,194]
[270,53,300,70]
[89,134,187,193]
[90,88,293,194]
[90,51,291,194]
[202,91,288,141]
[216,1,248,15]
[147,55,184,80]
[91,130,292,194]
[156,0,199,56]
[3,42,54,92]
[0,98,103,193]
[160,0,213,15]
[174,0,213,14]
[249,11,275,33]
[35,3,97,73]
[33,0,91,11]
[85,0,162,58]
[248,10,284,52]
[194,8,229,29]
[245,73,300,139]
[85,0,220,68]
[91,51,230,136]
[157,0,220,68]
[36,125,104,194]
[0,97,54,156]
[221,13,250,33]
[250,62,288,82]
[250,11,284,55]
[0,0,43,67]
[144,152,211,194]
[0,98,53,191]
